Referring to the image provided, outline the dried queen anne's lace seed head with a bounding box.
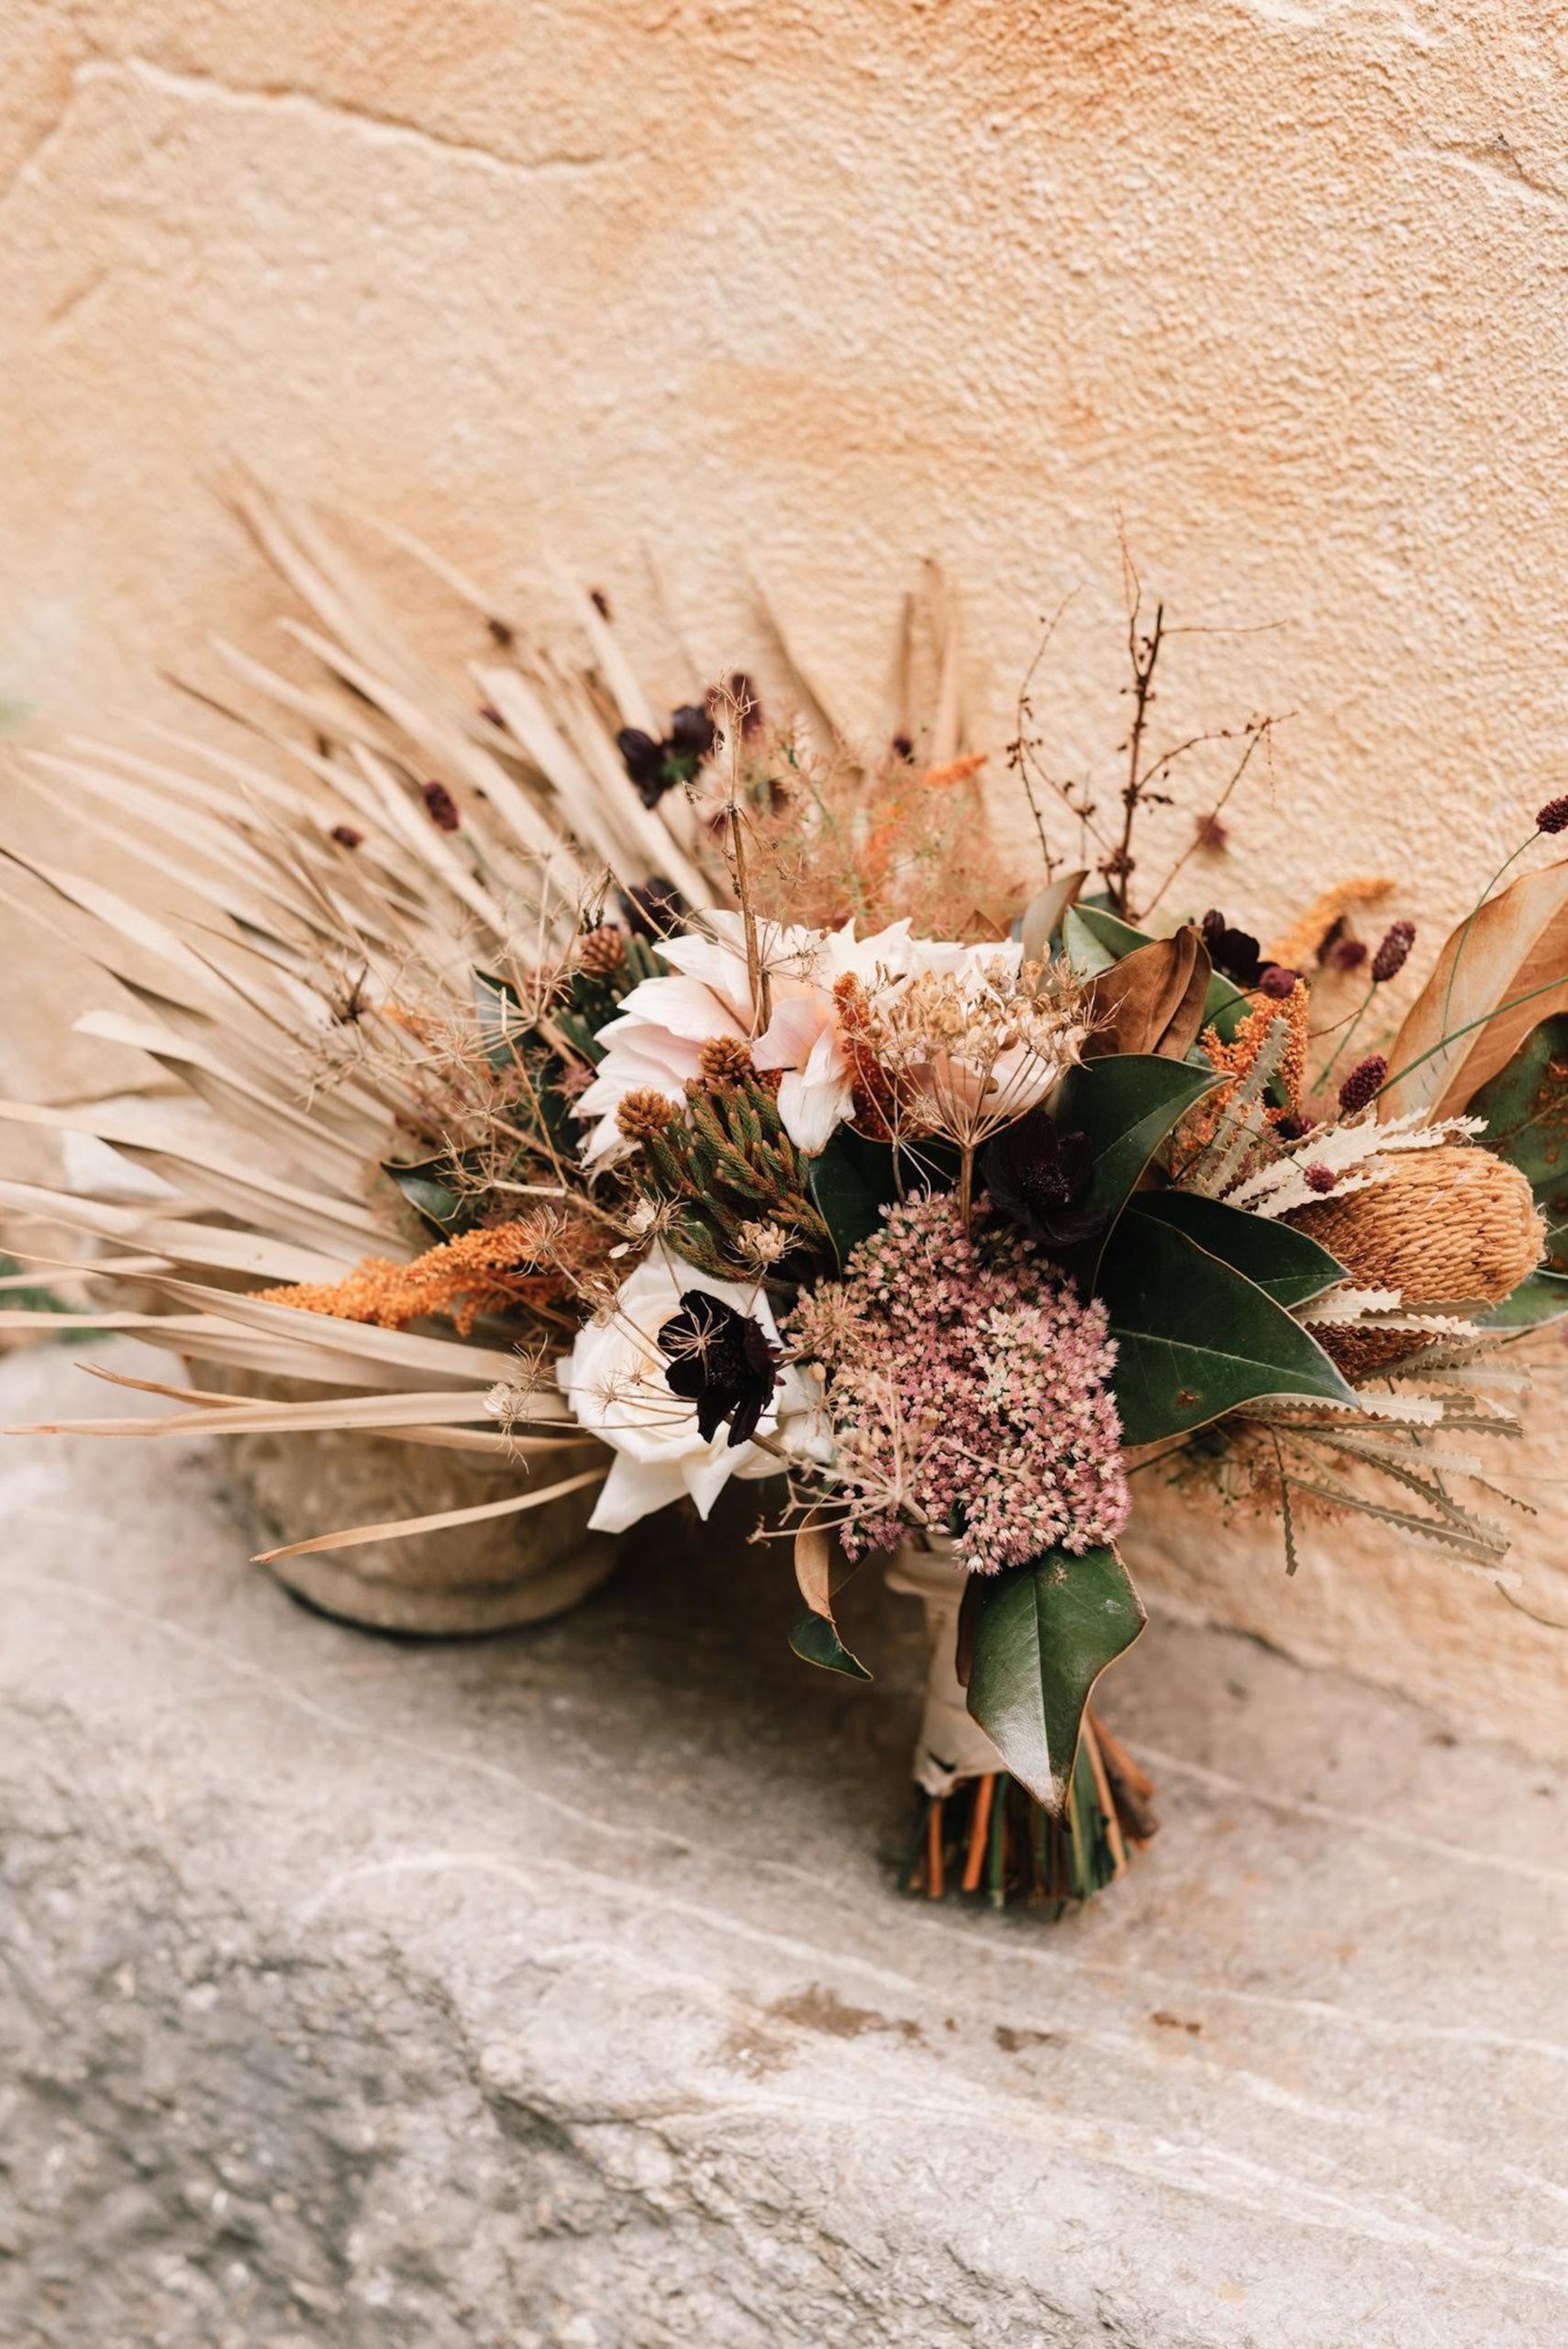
[786,1193,1129,1575]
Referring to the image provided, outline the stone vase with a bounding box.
[195,1363,620,1636]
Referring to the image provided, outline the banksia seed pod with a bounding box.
[1289,1144,1543,1375]
[1370,919,1415,983]
[1337,1053,1387,1116]
[578,924,626,977]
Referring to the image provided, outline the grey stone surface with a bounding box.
[1,1341,1564,2349]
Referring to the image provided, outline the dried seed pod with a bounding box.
[1289,1143,1542,1374]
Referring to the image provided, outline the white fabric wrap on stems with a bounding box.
[884,1535,1003,1797]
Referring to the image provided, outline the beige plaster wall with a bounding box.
[3,1,1566,1752]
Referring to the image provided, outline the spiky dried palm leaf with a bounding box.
[0,487,966,1553]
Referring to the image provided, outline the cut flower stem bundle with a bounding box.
[4,488,1566,1915]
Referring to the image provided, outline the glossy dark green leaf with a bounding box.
[1470,1014,1568,1266]
[788,1597,873,1681]
[1096,1212,1354,1445]
[1128,1191,1345,1310]
[1480,1270,1568,1330]
[384,1158,464,1235]
[1049,1054,1218,1260]
[966,1545,1145,1813]
[1062,902,1151,975]
[806,1128,901,1265]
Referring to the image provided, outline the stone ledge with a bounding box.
[1,1341,1564,2348]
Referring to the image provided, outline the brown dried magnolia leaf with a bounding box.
[1083,927,1210,1061]
[1380,858,1568,1119]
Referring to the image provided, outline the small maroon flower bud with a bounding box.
[1537,796,1568,835]
[1274,1112,1312,1141]
[1259,963,1297,999]
[1329,936,1368,973]
[1303,1163,1339,1195]
[329,823,363,851]
[1337,1053,1388,1117]
[1370,918,1415,983]
[421,780,462,833]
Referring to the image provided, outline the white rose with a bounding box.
[558,1251,817,1533]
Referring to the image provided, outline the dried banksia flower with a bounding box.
[1337,1054,1388,1117]
[1537,796,1568,835]
[616,1087,682,1143]
[577,924,626,978]
[421,780,461,833]
[1371,919,1415,983]
[329,822,363,851]
[257,1218,569,1338]
[1290,1144,1542,1371]
[696,1034,756,1087]
[1302,1163,1338,1195]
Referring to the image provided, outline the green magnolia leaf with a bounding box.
[1480,1270,1568,1330]
[806,1128,902,1265]
[384,1158,464,1235]
[1470,1014,1568,1266]
[788,1598,873,1681]
[966,1545,1145,1813]
[1062,902,1151,976]
[1049,1054,1218,1264]
[788,1522,873,1680]
[1129,1191,1345,1310]
[1096,1211,1355,1444]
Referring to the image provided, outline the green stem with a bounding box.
[1316,982,1375,1094]
[1373,970,1568,1108]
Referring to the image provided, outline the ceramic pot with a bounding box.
[195,1363,619,1635]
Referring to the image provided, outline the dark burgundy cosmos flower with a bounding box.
[617,705,719,807]
[659,1289,780,1448]
[1200,909,1264,989]
[620,876,687,939]
[982,1108,1099,1247]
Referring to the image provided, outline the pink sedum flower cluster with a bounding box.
[787,1194,1129,1574]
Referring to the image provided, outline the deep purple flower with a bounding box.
[1329,936,1368,974]
[1201,909,1263,989]
[660,1288,780,1448]
[1537,796,1568,836]
[983,1109,1099,1247]
[1337,1053,1388,1116]
[616,727,669,806]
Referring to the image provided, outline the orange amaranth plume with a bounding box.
[257,1218,568,1338]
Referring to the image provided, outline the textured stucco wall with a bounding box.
[3,2,1567,1750]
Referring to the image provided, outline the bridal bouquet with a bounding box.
[5,493,1563,1911]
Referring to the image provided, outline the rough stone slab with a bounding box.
[1,1340,1564,2348]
